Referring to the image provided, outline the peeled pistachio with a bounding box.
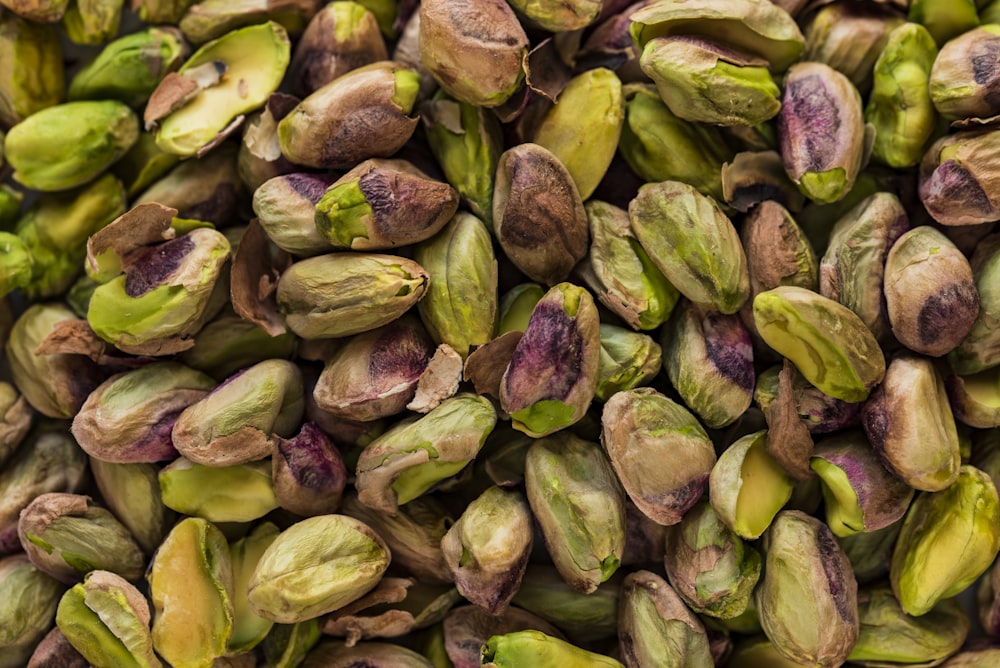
[891,465,1000,616]
[595,325,662,402]
[0,555,66,668]
[89,459,173,556]
[482,630,622,668]
[919,129,1000,227]
[511,564,621,642]
[227,523,280,654]
[262,620,321,668]
[755,511,859,668]
[159,458,278,523]
[0,232,30,298]
[113,131,182,198]
[252,171,338,256]
[910,0,979,46]
[248,515,391,624]
[497,283,545,335]
[133,0,197,24]
[61,0,123,46]
[0,13,64,128]
[507,0,599,32]
[601,388,716,527]
[273,422,349,518]
[442,604,565,668]
[525,432,626,594]
[148,517,235,668]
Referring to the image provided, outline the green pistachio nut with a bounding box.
[891,465,1000,616]
[0,232,31,297]
[629,0,805,73]
[133,0,196,24]
[499,282,600,437]
[618,570,714,667]
[176,312,297,381]
[594,324,662,402]
[849,586,968,666]
[663,501,762,619]
[150,21,290,157]
[809,430,914,537]
[0,555,65,668]
[497,283,545,335]
[72,361,216,463]
[248,515,391,624]
[0,381,32,467]
[172,358,304,467]
[69,27,188,106]
[779,62,866,204]
[7,303,106,418]
[89,459,174,555]
[0,13,64,128]
[525,432,626,594]
[508,0,599,31]
[178,0,318,45]
[287,1,387,96]
[866,22,940,168]
[134,142,243,223]
[723,151,807,213]
[531,67,624,199]
[252,171,338,256]
[601,388,716,526]
[756,511,859,667]
[629,179,750,314]
[87,227,231,355]
[56,570,161,668]
[663,301,755,429]
[640,36,781,126]
[418,0,527,107]
[276,252,429,340]
[861,353,960,492]
[441,486,532,615]
[148,517,235,668]
[302,640,433,667]
[421,91,502,228]
[752,286,885,402]
[949,232,1000,373]
[931,26,1000,122]
[4,101,137,192]
[493,143,588,286]
[910,0,980,47]
[482,630,622,668]
[277,60,419,169]
[159,458,278,523]
[919,129,1000,226]
[355,394,496,514]
[0,184,22,229]
[838,520,902,585]
[884,225,979,356]
[261,620,321,668]
[819,192,909,344]
[315,159,459,250]
[578,200,679,331]
[414,212,498,358]
[946,366,1000,428]
[510,564,620,642]
[709,430,795,539]
[113,132,181,198]
[61,0,124,46]
[619,84,733,202]
[17,493,145,584]
[228,523,280,653]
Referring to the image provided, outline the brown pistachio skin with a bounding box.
[27,627,88,668]
[493,143,589,286]
[272,422,348,517]
[919,129,1000,226]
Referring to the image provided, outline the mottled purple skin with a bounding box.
[283,171,340,204]
[971,36,1000,110]
[802,394,861,434]
[0,524,20,553]
[180,183,240,225]
[276,422,347,494]
[816,522,858,625]
[122,413,181,463]
[646,474,709,526]
[367,322,433,389]
[124,235,195,297]
[920,160,995,225]
[502,300,583,409]
[779,72,842,177]
[916,282,980,351]
[703,311,755,392]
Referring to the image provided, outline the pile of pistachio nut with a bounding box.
[3,0,1000,666]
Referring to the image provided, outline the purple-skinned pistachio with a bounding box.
[442,604,565,668]
[809,429,914,537]
[929,26,1000,122]
[253,171,340,257]
[601,388,716,526]
[499,282,600,438]
[662,300,755,429]
[754,364,861,434]
[313,315,435,422]
[919,129,1000,226]
[272,422,348,517]
[862,353,960,492]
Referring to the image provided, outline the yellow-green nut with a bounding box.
[4,100,138,192]
[752,286,885,402]
[277,61,419,169]
[248,515,391,624]
[56,570,161,668]
[595,324,662,402]
[602,388,716,527]
[909,0,979,46]
[949,233,1000,374]
[228,523,279,654]
[497,282,545,335]
[0,184,20,229]
[262,619,321,668]
[640,36,781,127]
[499,282,600,438]
[892,466,1000,616]
[507,0,600,32]
[414,212,498,359]
[756,511,859,668]
[159,458,278,523]
[0,554,65,668]
[849,586,969,666]
[418,0,528,108]
[629,180,750,314]
[709,430,795,540]
[89,459,174,556]
[779,62,867,205]
[0,232,32,297]
[69,27,188,106]
[61,0,123,46]
[148,517,235,668]
[0,381,31,468]
[628,0,805,73]
[884,225,979,357]
[355,394,496,514]
[932,26,1000,121]
[110,131,178,199]
[176,0,317,45]
[619,84,733,202]
[482,630,623,668]
[861,353,960,492]
[525,432,626,594]
[276,252,429,340]
[151,21,290,157]
[315,159,459,251]
[441,485,533,615]
[866,22,939,168]
[531,67,624,200]
[618,570,714,667]
[510,564,620,642]
[919,129,1000,227]
[0,13,64,128]
[252,171,339,256]
[838,520,902,585]
[133,0,197,24]
[176,313,297,382]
